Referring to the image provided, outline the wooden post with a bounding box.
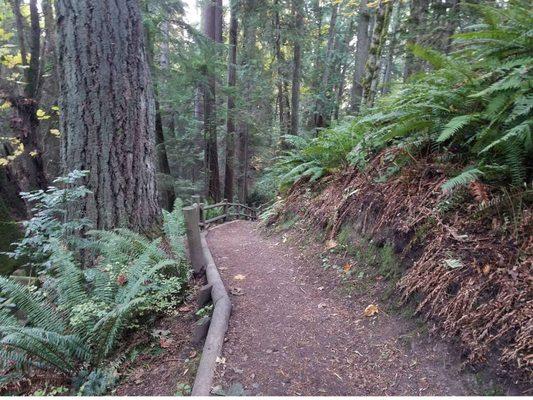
[222,199,228,222]
[191,194,201,205]
[199,202,205,228]
[183,204,206,274]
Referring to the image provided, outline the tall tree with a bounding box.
[313,3,339,129]
[274,0,291,144]
[144,4,176,211]
[380,0,402,94]
[202,0,222,201]
[224,0,239,201]
[236,0,257,203]
[56,0,161,233]
[349,0,371,113]
[361,0,392,108]
[1,0,48,196]
[333,20,355,120]
[289,0,304,136]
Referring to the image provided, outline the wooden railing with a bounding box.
[183,196,258,274]
[189,195,257,229]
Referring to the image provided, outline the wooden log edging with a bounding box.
[191,231,232,396]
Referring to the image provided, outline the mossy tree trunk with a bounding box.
[349,0,371,113]
[361,0,392,109]
[56,0,161,233]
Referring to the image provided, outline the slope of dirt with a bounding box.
[267,148,532,384]
[207,220,497,396]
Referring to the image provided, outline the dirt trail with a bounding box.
[207,221,481,396]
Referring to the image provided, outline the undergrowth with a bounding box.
[0,173,190,395]
[265,1,532,199]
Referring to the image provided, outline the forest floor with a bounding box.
[114,282,202,396]
[207,220,513,396]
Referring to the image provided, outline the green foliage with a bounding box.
[0,173,191,393]
[271,120,365,191]
[162,198,185,257]
[379,1,532,189]
[4,170,92,272]
[271,1,532,193]
[441,167,484,193]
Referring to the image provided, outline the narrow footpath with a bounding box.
[207,221,479,396]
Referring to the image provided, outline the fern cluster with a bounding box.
[0,181,190,392]
[272,1,532,193]
[378,0,532,190]
[271,121,366,191]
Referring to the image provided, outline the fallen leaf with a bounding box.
[233,274,246,280]
[215,356,226,364]
[343,263,352,273]
[178,305,192,312]
[482,264,491,275]
[159,337,173,348]
[363,304,379,317]
[230,287,245,296]
[189,350,197,359]
[325,239,338,250]
[116,274,128,286]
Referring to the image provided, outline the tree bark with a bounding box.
[274,0,290,145]
[361,0,392,109]
[333,21,354,120]
[380,0,402,94]
[289,0,304,136]
[56,0,161,233]
[349,0,371,113]
[224,0,238,202]
[202,0,222,202]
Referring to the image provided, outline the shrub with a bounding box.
[0,173,190,392]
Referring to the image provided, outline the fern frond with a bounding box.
[0,277,65,333]
[437,114,479,143]
[442,168,484,193]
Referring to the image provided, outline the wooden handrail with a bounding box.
[202,202,226,211]
[190,197,257,229]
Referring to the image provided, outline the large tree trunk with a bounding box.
[441,0,460,54]
[380,0,402,94]
[56,0,161,233]
[349,0,371,113]
[202,0,221,202]
[289,0,303,136]
[224,0,238,202]
[361,0,392,109]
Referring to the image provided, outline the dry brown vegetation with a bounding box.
[266,148,532,383]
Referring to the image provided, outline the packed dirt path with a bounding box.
[207,221,480,396]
